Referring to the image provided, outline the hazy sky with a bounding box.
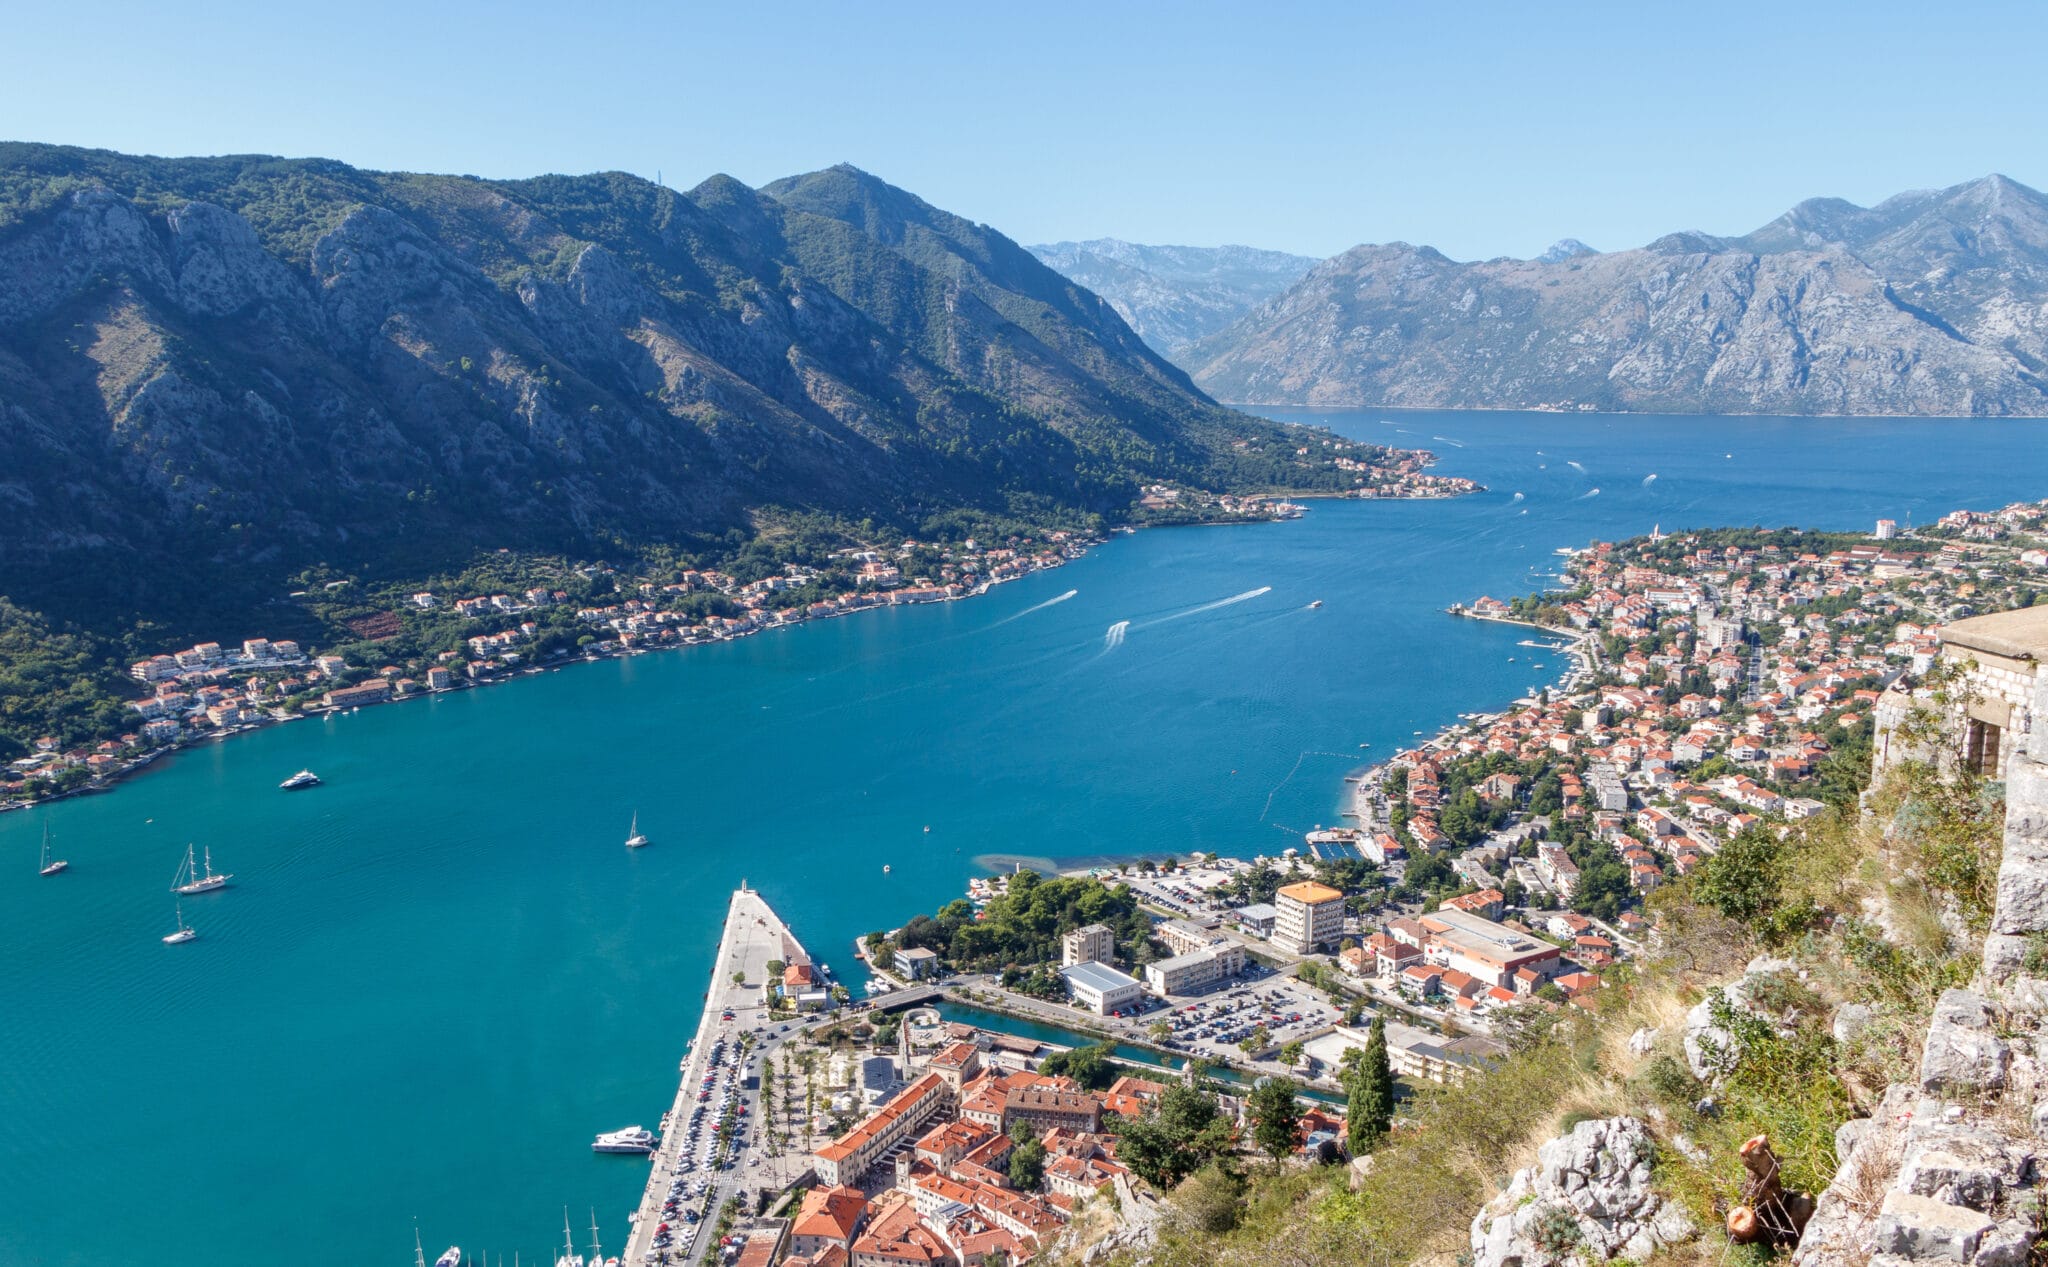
[8,0,2043,261]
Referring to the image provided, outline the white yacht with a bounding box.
[434,1249,462,1267]
[38,824,67,876]
[172,844,232,894]
[592,1125,657,1153]
[280,769,321,790]
[624,813,648,849]
[163,902,197,945]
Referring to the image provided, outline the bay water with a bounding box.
[3,410,2045,1265]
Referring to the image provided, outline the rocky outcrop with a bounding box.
[1470,1117,1696,1267]
[1683,956,1801,1081]
[1796,665,2048,1267]
[1187,175,2048,416]
[1071,1172,1164,1266]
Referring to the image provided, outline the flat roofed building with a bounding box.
[1060,923,1115,967]
[1143,942,1246,996]
[1274,881,1345,955]
[895,946,939,979]
[1418,907,1561,991]
[1234,903,1278,937]
[1058,961,1144,1015]
[1154,918,1222,957]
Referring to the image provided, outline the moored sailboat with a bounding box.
[171,843,232,894]
[163,900,197,944]
[624,813,648,849]
[38,823,67,876]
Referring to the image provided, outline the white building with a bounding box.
[1060,923,1115,967]
[1273,881,1344,955]
[1143,943,1246,996]
[1059,961,1144,1015]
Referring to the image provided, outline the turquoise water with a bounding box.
[3,411,2046,1265]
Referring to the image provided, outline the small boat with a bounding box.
[882,864,892,874]
[592,1125,657,1154]
[1309,600,1323,609]
[38,824,67,876]
[624,812,648,849]
[171,843,232,894]
[279,769,321,790]
[435,1249,463,1267]
[163,901,197,945]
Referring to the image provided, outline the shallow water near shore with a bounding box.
[2,409,2045,1265]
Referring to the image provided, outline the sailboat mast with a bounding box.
[588,1208,602,1263]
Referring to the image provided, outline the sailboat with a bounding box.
[163,900,197,944]
[171,843,232,894]
[624,813,648,849]
[38,823,67,876]
[587,1209,606,1267]
[557,1209,585,1267]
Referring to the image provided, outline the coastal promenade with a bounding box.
[621,886,803,1266]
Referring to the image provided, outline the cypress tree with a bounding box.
[1347,1014,1394,1152]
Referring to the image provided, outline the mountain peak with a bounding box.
[1537,238,1598,263]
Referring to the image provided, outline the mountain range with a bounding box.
[0,146,1345,640]
[1025,240,1317,357]
[1045,176,2048,416]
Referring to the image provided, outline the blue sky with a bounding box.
[7,0,2042,261]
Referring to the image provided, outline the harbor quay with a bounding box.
[621,886,814,1266]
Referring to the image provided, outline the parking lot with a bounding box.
[1147,972,1343,1062]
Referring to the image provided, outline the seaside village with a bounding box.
[4,484,1391,809]
[674,498,2048,1267]
[0,535,1084,806]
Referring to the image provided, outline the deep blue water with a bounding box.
[2,410,2045,1266]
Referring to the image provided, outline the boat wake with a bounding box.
[1431,435,1465,447]
[991,588,1077,626]
[1579,487,1602,499]
[1510,491,1525,502]
[1101,620,1129,651]
[1642,473,1658,487]
[1566,460,1588,474]
[1142,587,1272,628]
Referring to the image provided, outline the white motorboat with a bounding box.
[280,769,321,790]
[593,1126,657,1154]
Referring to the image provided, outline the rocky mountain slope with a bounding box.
[1027,239,1317,357]
[0,147,1341,636]
[1186,175,2048,415]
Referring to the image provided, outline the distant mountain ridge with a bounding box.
[1026,239,1317,356]
[0,147,1344,638]
[1184,174,2048,416]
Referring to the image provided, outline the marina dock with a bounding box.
[621,885,808,1266]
